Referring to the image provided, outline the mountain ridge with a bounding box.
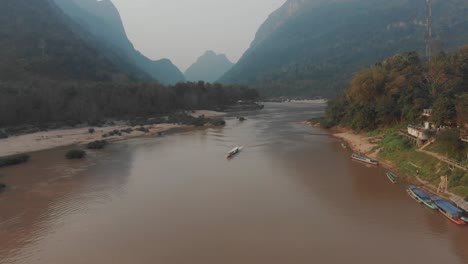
[184,51,234,83]
[0,0,128,82]
[53,0,185,84]
[221,0,468,97]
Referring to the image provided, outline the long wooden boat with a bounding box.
[432,196,466,225]
[407,186,438,210]
[351,154,379,166]
[226,146,243,159]
[407,187,422,203]
[386,172,399,184]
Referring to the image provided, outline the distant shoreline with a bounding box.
[0,110,225,158]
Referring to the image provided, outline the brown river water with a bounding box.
[0,102,467,264]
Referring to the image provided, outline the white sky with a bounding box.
[110,0,286,71]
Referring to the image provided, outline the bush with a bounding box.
[66,149,86,159]
[86,140,108,150]
[0,183,6,191]
[120,128,133,134]
[105,130,122,137]
[136,126,150,133]
[0,154,30,168]
[210,119,226,126]
[0,130,8,139]
[88,128,95,134]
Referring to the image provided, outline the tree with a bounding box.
[432,97,456,127]
[455,94,468,129]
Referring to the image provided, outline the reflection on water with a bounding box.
[0,102,467,264]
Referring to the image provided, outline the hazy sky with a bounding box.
[111,0,286,71]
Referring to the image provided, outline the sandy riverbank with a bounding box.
[332,128,416,177]
[0,110,226,157]
[190,110,225,118]
[0,123,187,157]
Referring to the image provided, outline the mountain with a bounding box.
[0,0,127,82]
[53,0,185,84]
[220,0,468,97]
[184,51,234,83]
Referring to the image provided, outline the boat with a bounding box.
[407,186,438,210]
[226,146,243,158]
[431,196,466,225]
[386,172,399,184]
[341,143,347,149]
[406,187,422,203]
[461,214,468,224]
[351,154,379,166]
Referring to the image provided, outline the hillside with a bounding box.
[322,46,468,197]
[220,0,468,97]
[0,0,126,82]
[185,51,234,83]
[53,0,185,84]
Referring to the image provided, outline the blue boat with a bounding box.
[431,196,466,225]
[407,186,438,210]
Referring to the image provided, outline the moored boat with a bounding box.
[226,146,243,158]
[407,186,438,210]
[351,154,379,166]
[462,215,468,224]
[386,172,399,184]
[407,186,422,203]
[432,196,466,225]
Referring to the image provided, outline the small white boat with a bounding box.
[341,143,347,149]
[227,146,243,158]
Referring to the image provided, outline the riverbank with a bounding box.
[332,128,402,175]
[0,110,226,157]
[330,127,467,203]
[0,123,184,157]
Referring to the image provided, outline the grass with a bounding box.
[377,130,468,197]
[427,139,468,162]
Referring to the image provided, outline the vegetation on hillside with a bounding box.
[376,128,468,198]
[324,47,468,131]
[0,0,126,82]
[322,46,468,197]
[221,0,468,97]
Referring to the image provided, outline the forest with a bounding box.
[323,46,468,131]
[0,80,258,127]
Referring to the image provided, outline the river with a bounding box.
[0,102,467,264]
